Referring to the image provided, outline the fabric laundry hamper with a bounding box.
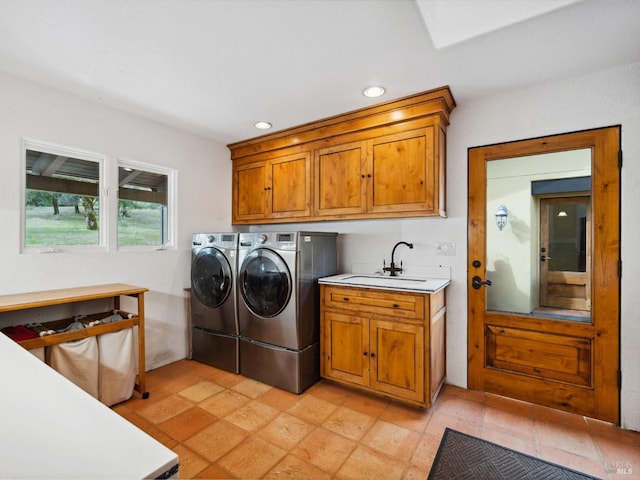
[28,347,45,362]
[97,327,136,406]
[47,336,99,399]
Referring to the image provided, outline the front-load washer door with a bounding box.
[239,248,292,319]
[191,247,236,333]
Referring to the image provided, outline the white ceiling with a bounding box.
[0,0,638,144]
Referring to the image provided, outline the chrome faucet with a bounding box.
[382,241,414,276]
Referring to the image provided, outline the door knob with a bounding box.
[472,276,492,290]
[540,255,551,262]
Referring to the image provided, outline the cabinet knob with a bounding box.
[363,351,368,356]
[370,352,376,358]
[343,297,349,301]
[392,304,399,308]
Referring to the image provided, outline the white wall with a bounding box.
[0,71,232,370]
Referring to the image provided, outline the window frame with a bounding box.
[21,138,108,253]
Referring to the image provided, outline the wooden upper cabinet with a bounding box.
[367,127,436,214]
[229,86,455,224]
[269,151,311,219]
[234,161,267,221]
[233,150,311,222]
[315,142,367,216]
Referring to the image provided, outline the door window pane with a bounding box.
[485,149,591,321]
[547,202,587,273]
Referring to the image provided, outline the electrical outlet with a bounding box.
[435,242,456,256]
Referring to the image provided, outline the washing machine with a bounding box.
[237,231,337,393]
[190,232,239,373]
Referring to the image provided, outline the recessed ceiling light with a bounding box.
[254,121,272,130]
[363,86,386,98]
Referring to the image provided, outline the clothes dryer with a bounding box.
[237,231,337,393]
[190,233,239,373]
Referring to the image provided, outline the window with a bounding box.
[23,139,106,249]
[22,139,177,251]
[117,160,176,248]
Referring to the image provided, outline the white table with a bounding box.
[0,332,178,479]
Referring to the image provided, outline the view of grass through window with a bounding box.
[25,200,100,246]
[25,193,162,247]
[118,200,162,246]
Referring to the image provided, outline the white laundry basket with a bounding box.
[47,336,99,399]
[97,327,136,406]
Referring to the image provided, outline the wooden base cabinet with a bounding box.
[320,284,446,408]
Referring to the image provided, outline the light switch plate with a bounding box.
[435,242,456,256]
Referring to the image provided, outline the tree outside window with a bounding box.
[24,142,104,247]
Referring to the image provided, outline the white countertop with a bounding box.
[319,273,450,293]
[0,333,178,479]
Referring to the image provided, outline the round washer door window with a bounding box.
[240,248,291,318]
[191,247,233,308]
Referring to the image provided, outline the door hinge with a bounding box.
[618,150,623,168]
[619,260,622,279]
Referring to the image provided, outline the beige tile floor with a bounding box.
[113,359,640,479]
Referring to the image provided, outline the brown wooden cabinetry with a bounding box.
[229,86,455,224]
[320,284,446,408]
[233,149,311,222]
[315,141,367,216]
[367,128,439,215]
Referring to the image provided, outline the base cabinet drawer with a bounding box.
[323,286,425,321]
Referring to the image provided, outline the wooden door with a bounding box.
[540,197,591,311]
[269,151,311,219]
[315,141,367,216]
[234,161,267,221]
[321,311,369,386]
[367,128,436,214]
[468,127,620,423]
[369,319,425,402]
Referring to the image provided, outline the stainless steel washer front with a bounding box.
[190,232,239,373]
[237,233,298,350]
[237,231,337,393]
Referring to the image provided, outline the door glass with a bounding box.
[485,149,591,321]
[240,249,291,318]
[191,248,232,308]
[547,202,587,273]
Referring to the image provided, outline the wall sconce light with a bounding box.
[495,204,508,231]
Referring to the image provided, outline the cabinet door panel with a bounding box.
[235,163,267,220]
[322,312,368,386]
[270,152,311,218]
[367,128,436,214]
[315,142,367,216]
[370,319,424,402]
